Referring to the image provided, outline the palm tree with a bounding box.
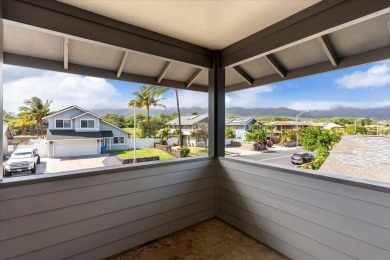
[128,86,166,137]
[150,86,183,146]
[18,97,52,136]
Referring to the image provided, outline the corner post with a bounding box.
[0,7,4,181]
[208,51,225,157]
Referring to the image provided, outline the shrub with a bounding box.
[159,139,168,145]
[225,127,236,139]
[312,155,326,170]
[178,146,190,157]
[245,129,267,142]
[300,163,312,170]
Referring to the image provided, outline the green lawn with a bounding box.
[112,148,175,160]
[172,146,233,157]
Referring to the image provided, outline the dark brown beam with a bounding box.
[232,66,253,85]
[186,68,203,88]
[226,45,390,92]
[3,0,213,69]
[4,53,209,92]
[264,55,286,78]
[157,61,172,83]
[318,35,338,67]
[209,51,225,157]
[221,0,390,67]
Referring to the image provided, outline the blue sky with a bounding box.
[3,59,390,113]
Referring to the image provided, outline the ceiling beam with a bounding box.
[318,35,338,67]
[221,0,390,67]
[4,53,209,92]
[116,51,129,78]
[226,45,390,92]
[186,68,203,88]
[264,55,286,78]
[63,37,69,70]
[232,66,253,85]
[157,61,172,84]
[2,0,213,69]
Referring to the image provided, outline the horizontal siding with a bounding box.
[48,107,83,130]
[0,158,215,260]
[217,158,390,260]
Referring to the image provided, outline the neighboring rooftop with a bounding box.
[265,121,313,126]
[165,114,208,126]
[322,122,345,130]
[225,117,257,126]
[320,135,390,183]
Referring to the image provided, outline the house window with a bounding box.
[184,126,188,129]
[56,119,71,129]
[113,137,125,144]
[81,119,95,128]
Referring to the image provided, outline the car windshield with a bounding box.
[10,152,32,159]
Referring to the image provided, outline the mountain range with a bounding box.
[90,106,390,120]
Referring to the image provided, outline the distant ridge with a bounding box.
[90,106,390,120]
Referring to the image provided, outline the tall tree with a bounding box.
[103,113,126,128]
[128,86,166,137]
[18,97,52,136]
[150,86,183,146]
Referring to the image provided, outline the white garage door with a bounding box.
[54,140,98,157]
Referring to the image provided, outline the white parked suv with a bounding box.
[3,148,40,177]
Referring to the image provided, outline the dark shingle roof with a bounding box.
[101,131,114,138]
[46,130,113,140]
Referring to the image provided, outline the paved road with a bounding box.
[235,148,307,168]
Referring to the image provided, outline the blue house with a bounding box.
[225,117,259,140]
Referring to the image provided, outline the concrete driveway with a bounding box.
[5,154,121,178]
[45,154,121,173]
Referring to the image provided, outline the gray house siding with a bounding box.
[48,108,84,130]
[217,158,390,260]
[100,121,129,150]
[0,159,215,260]
[74,114,100,130]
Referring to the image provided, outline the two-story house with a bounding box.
[165,114,208,146]
[225,117,259,140]
[43,106,130,158]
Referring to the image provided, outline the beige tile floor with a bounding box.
[112,218,288,260]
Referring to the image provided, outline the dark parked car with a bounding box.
[291,152,314,165]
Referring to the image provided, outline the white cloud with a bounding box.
[160,89,208,109]
[335,61,390,89]
[4,65,125,113]
[287,100,390,111]
[226,85,273,107]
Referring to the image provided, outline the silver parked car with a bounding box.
[3,148,40,177]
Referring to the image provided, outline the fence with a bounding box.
[127,138,179,149]
[16,139,48,158]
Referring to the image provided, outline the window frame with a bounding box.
[55,119,72,129]
[113,136,125,144]
[80,119,95,129]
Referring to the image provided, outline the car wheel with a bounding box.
[31,163,37,174]
[37,156,41,164]
[4,170,11,177]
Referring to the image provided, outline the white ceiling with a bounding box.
[58,0,321,49]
